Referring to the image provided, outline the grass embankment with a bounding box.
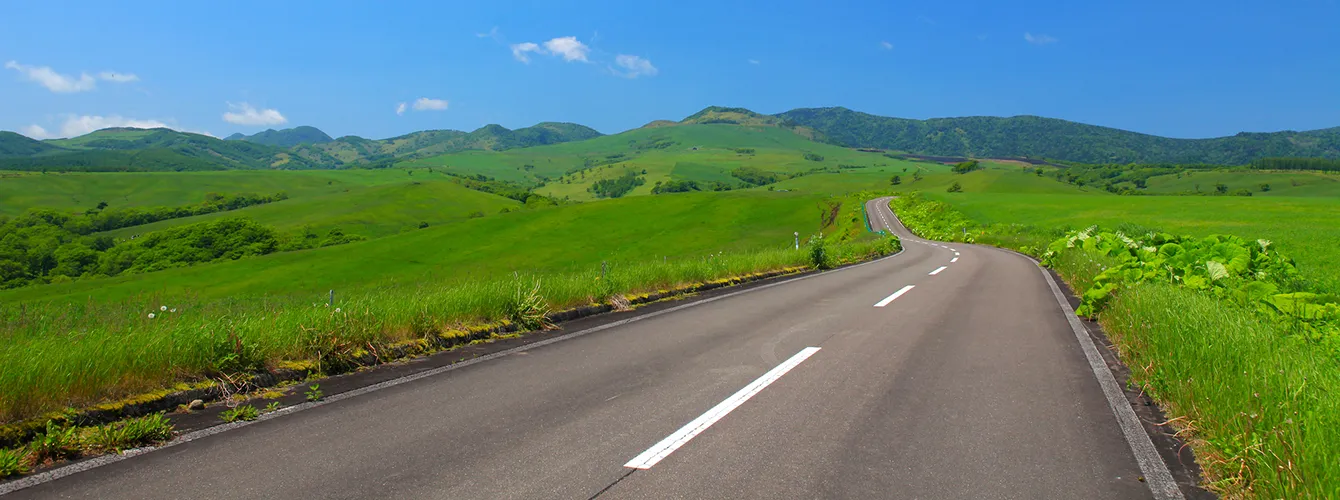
[892,194,1340,498]
[0,190,897,445]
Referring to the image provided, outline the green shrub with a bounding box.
[0,447,28,478]
[219,405,259,423]
[87,413,173,452]
[807,234,831,270]
[507,278,553,330]
[28,421,80,463]
[890,193,976,242]
[946,182,963,193]
[1039,227,1337,360]
[951,160,980,174]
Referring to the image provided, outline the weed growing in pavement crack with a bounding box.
[219,405,259,423]
[264,402,281,413]
[304,384,323,402]
[86,413,173,452]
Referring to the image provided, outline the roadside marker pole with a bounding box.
[328,289,334,307]
[794,231,799,250]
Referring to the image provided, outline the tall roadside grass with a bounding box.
[0,239,896,427]
[1100,284,1339,498]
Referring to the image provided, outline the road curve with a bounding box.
[10,198,1170,499]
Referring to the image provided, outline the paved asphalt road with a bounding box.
[11,197,1172,499]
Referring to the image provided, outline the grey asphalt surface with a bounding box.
[11,197,1155,499]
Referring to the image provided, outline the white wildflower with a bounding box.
[170,308,177,313]
[160,305,168,311]
[148,313,156,319]
[335,307,342,313]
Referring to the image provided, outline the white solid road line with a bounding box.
[950,257,959,263]
[874,285,916,307]
[624,347,822,470]
[928,266,948,275]
[1036,265,1184,499]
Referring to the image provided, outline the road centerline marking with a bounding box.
[623,347,821,470]
[928,266,948,275]
[950,257,959,263]
[874,285,916,307]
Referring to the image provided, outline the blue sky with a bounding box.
[3,0,1338,140]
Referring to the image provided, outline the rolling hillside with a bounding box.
[0,131,65,157]
[776,107,1340,164]
[289,122,603,166]
[226,126,334,147]
[403,122,880,198]
[0,128,320,171]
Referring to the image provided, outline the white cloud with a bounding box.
[613,54,658,78]
[477,26,500,39]
[748,59,760,65]
[880,41,894,50]
[412,97,449,111]
[22,116,209,139]
[98,71,139,83]
[396,102,408,115]
[543,36,590,62]
[222,102,287,126]
[5,60,97,93]
[19,124,51,139]
[1024,32,1058,45]
[510,42,542,63]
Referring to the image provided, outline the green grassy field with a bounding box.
[1139,169,1340,196]
[0,169,419,215]
[1,190,833,305]
[100,179,519,239]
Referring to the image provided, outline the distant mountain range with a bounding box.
[773,107,1340,164]
[2,107,1337,171]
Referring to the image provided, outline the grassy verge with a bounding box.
[1098,283,1339,497]
[890,193,1339,497]
[0,235,898,427]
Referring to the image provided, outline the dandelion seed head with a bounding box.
[148,313,156,319]
[335,307,342,313]
[161,306,168,311]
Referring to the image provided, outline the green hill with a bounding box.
[405,122,888,198]
[775,107,1340,164]
[0,128,323,171]
[0,131,66,157]
[289,122,603,167]
[100,177,521,240]
[227,126,334,147]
